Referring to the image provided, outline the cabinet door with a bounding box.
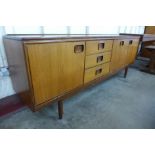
[127,39,139,64]
[25,42,85,105]
[110,39,129,72]
[118,40,129,67]
[110,40,121,72]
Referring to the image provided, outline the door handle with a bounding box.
[120,41,124,46]
[74,45,84,53]
[97,55,103,63]
[129,40,133,45]
[98,43,105,50]
[95,68,102,75]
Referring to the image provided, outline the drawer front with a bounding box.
[85,52,111,69]
[84,63,110,83]
[86,40,113,55]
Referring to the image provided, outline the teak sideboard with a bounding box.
[3,34,140,119]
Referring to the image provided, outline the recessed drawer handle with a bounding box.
[129,40,133,45]
[120,41,124,46]
[98,43,105,50]
[74,45,84,53]
[95,68,102,75]
[97,55,103,63]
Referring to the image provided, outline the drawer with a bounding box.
[85,52,111,69]
[84,63,110,83]
[86,40,113,55]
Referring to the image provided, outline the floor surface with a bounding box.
[0,75,15,99]
[0,68,155,129]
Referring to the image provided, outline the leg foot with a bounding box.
[124,66,128,78]
[58,100,63,119]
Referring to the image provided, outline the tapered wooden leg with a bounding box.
[124,66,128,78]
[58,100,63,119]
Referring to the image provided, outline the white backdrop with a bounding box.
[0,26,145,68]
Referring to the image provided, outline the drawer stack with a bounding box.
[84,40,113,83]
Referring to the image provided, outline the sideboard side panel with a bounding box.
[3,38,34,109]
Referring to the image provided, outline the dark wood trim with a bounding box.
[3,34,140,41]
[120,33,143,37]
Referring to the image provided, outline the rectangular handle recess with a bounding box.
[129,40,133,45]
[98,43,105,50]
[74,45,84,53]
[95,68,102,75]
[97,55,103,63]
[120,41,124,46]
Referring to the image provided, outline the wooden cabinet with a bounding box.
[25,42,85,105]
[127,39,139,64]
[118,40,129,68]
[3,34,140,118]
[110,39,126,72]
[110,39,139,73]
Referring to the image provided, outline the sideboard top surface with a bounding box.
[3,34,140,42]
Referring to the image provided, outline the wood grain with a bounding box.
[118,40,129,68]
[3,35,140,115]
[110,39,122,72]
[110,39,130,72]
[86,40,113,55]
[25,42,85,105]
[84,63,110,83]
[145,26,155,34]
[3,39,33,108]
[85,52,111,69]
[127,39,139,64]
[34,64,129,111]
